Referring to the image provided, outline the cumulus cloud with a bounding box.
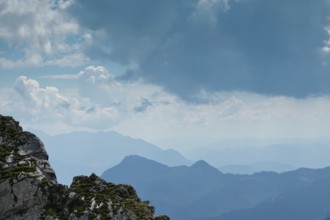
[78,66,113,84]
[1,75,118,133]
[76,66,167,112]
[0,68,170,133]
[0,0,88,68]
[14,76,73,117]
[76,66,120,107]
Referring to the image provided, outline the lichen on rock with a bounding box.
[0,114,169,220]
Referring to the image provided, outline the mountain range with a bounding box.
[34,130,190,184]
[34,129,330,184]
[102,155,330,220]
[186,141,330,173]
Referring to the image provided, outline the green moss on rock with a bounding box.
[68,173,156,219]
[0,164,36,179]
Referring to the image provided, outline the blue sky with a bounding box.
[1,0,330,149]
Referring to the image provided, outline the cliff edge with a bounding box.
[0,114,169,220]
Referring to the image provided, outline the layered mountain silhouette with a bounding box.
[188,141,330,174]
[102,155,330,220]
[34,131,190,184]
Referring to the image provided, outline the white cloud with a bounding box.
[78,66,113,84]
[14,76,72,117]
[1,67,330,150]
[0,74,121,133]
[0,0,88,68]
[322,27,330,54]
[40,74,78,80]
[198,0,231,11]
[114,92,330,148]
[191,0,231,26]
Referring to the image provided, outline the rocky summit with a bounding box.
[0,114,169,220]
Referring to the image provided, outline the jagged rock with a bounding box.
[0,114,169,220]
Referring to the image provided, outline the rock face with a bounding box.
[0,114,169,220]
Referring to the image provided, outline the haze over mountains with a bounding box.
[2,1,330,219]
[28,129,330,220]
[33,129,330,184]
[3,122,330,220]
[33,130,190,184]
[4,120,330,219]
[186,140,330,173]
[102,155,330,220]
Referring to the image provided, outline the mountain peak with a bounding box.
[192,160,210,167]
[102,155,170,183]
[192,160,216,170]
[123,154,151,162]
[120,155,169,169]
[191,160,222,175]
[0,114,56,181]
[0,114,169,220]
[121,154,164,163]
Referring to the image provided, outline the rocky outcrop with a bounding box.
[0,114,169,220]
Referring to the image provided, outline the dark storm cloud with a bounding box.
[70,0,330,99]
[70,0,189,63]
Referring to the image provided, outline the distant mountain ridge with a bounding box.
[102,155,330,220]
[34,130,190,184]
[219,161,296,174]
[187,142,330,173]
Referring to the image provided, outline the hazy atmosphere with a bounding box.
[2,0,330,219]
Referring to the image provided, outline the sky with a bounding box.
[1,0,330,150]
